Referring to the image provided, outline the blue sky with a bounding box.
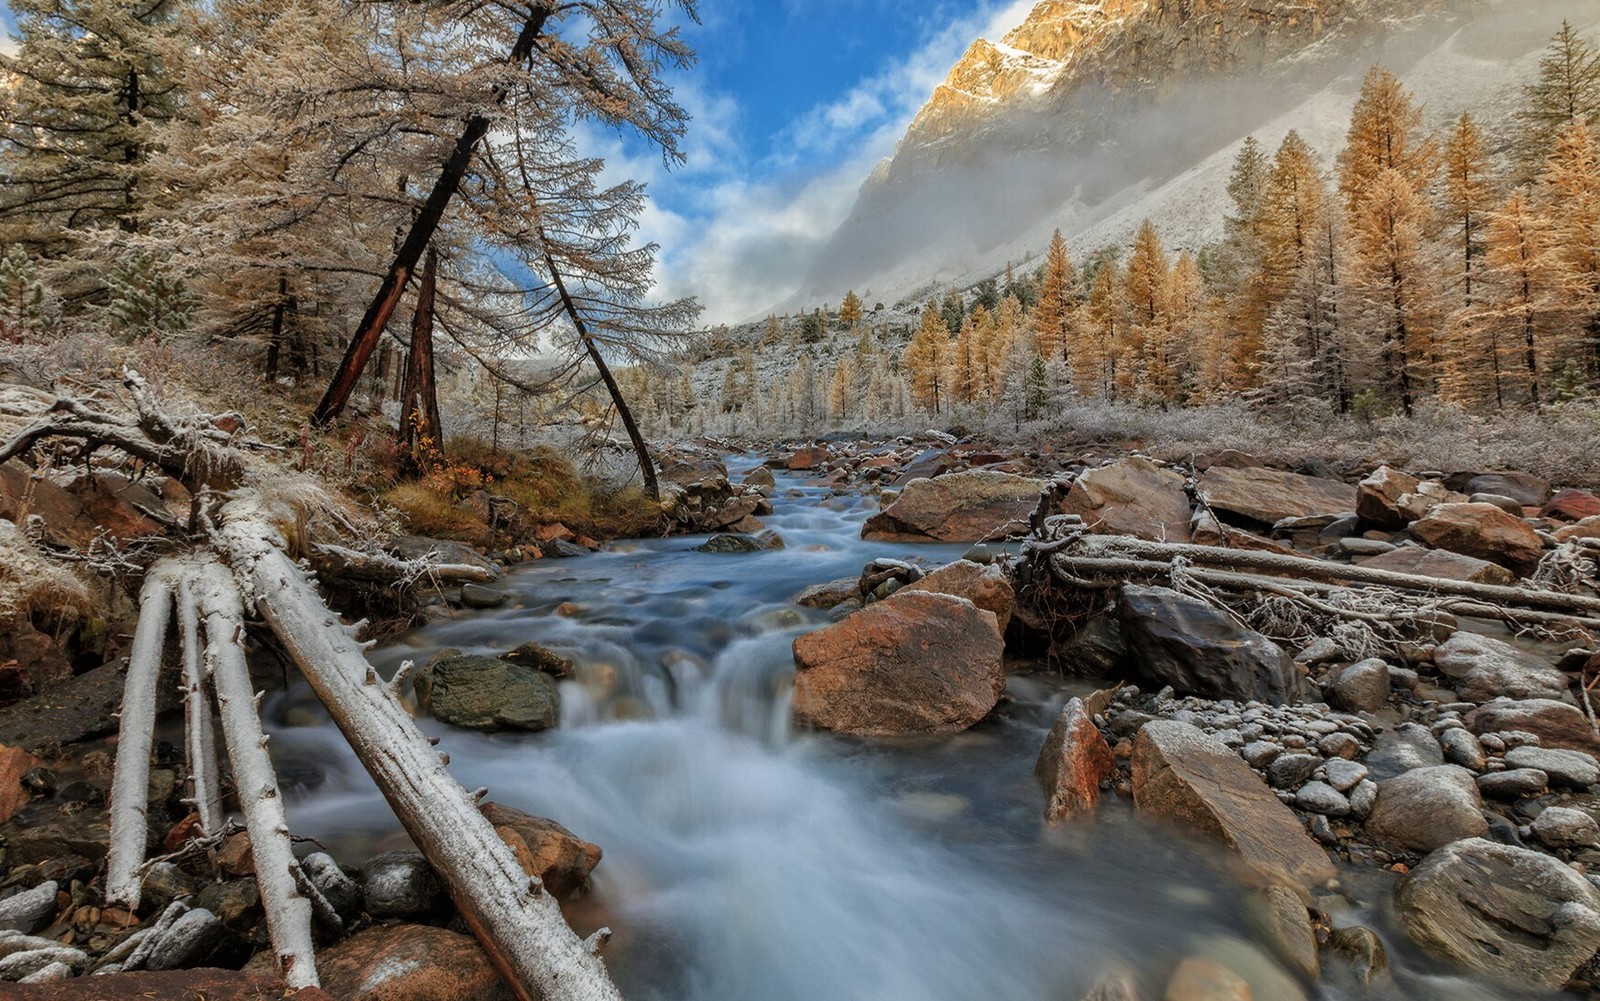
[1,1,1036,322]
[591,0,1038,322]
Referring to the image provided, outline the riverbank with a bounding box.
[2,408,1599,996]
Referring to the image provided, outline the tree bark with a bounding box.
[176,579,224,837]
[105,564,176,910]
[399,247,442,467]
[311,7,553,427]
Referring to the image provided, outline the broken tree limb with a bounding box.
[308,542,498,586]
[105,562,177,910]
[176,579,224,837]
[195,558,318,990]
[214,499,622,1001]
[1039,535,1600,617]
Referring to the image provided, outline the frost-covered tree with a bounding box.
[1033,229,1075,364]
[904,301,953,414]
[1517,21,1600,179]
[0,0,188,248]
[0,245,47,342]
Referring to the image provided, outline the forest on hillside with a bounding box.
[641,23,1600,450]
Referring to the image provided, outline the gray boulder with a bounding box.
[360,850,443,919]
[1116,586,1301,705]
[1433,632,1567,704]
[1364,765,1487,853]
[1504,745,1600,789]
[422,654,560,731]
[1397,838,1600,989]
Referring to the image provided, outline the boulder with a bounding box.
[1059,457,1193,542]
[1355,546,1515,585]
[1467,699,1600,754]
[1543,488,1600,523]
[66,471,172,541]
[793,577,860,609]
[421,655,559,732]
[308,924,511,1001]
[480,801,601,898]
[0,657,182,754]
[1364,765,1487,853]
[1444,471,1551,507]
[1355,466,1422,529]
[0,462,95,549]
[861,471,1044,543]
[1503,746,1600,788]
[791,591,1005,736]
[1432,631,1567,704]
[1554,516,1600,543]
[899,559,1015,632]
[0,880,59,934]
[1396,838,1600,989]
[742,466,776,491]
[1195,466,1357,526]
[1131,721,1336,889]
[0,742,38,825]
[1034,698,1115,822]
[786,446,830,471]
[498,642,573,678]
[1324,659,1389,714]
[891,448,956,486]
[696,533,765,554]
[1115,585,1300,705]
[360,850,443,919]
[1531,806,1600,848]
[1409,503,1544,574]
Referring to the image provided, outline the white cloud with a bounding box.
[645,0,1038,324]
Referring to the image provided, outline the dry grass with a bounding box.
[0,520,91,627]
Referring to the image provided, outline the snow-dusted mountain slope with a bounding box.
[779,0,1600,314]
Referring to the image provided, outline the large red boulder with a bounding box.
[899,559,1015,632]
[1060,457,1193,542]
[1410,502,1544,574]
[480,801,601,898]
[862,471,1043,543]
[1035,698,1114,822]
[792,591,1005,736]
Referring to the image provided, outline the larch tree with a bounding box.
[839,289,864,329]
[954,309,982,406]
[1539,117,1600,387]
[1339,66,1439,416]
[1252,131,1329,394]
[1078,260,1124,399]
[1441,112,1496,307]
[904,301,954,415]
[1124,220,1175,401]
[1033,228,1076,364]
[311,0,699,428]
[1516,20,1600,179]
[1458,189,1554,409]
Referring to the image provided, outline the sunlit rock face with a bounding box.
[801,0,1466,306]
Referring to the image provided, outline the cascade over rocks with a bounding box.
[862,470,1044,543]
[791,591,1005,736]
[1396,838,1600,990]
[1115,586,1301,705]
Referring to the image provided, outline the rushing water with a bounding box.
[264,457,1552,1001]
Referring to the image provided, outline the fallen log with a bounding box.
[216,499,621,1001]
[176,579,224,837]
[309,541,498,585]
[104,563,177,910]
[1040,535,1600,617]
[194,559,317,990]
[2,371,624,1001]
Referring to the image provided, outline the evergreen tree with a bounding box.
[0,245,46,342]
[102,248,192,340]
[973,277,1000,314]
[0,0,188,246]
[1517,21,1600,179]
[939,289,966,335]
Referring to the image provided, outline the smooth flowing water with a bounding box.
[264,458,1546,1001]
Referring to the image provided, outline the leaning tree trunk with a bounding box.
[311,7,553,427]
[399,246,443,469]
[541,242,660,502]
